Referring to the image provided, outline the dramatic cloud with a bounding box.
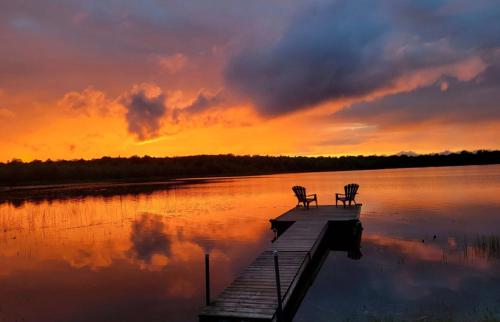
[120,85,227,139]
[225,0,500,116]
[57,84,228,141]
[121,84,167,140]
[334,60,500,127]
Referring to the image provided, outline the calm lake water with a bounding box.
[1,165,499,322]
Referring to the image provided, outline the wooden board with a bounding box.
[272,205,361,223]
[199,204,361,322]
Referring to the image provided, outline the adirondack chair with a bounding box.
[335,183,359,208]
[292,186,318,209]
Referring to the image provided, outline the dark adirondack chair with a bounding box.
[335,183,359,208]
[292,186,318,209]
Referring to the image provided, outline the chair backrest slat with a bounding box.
[344,183,359,200]
[292,185,307,202]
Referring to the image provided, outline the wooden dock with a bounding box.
[199,205,361,322]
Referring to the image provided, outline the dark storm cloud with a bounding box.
[334,61,500,127]
[226,0,390,115]
[128,214,171,263]
[121,86,167,140]
[225,0,500,116]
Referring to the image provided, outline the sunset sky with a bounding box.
[0,0,499,162]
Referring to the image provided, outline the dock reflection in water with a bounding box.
[1,165,500,322]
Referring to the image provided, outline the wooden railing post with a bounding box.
[273,250,283,321]
[205,253,210,305]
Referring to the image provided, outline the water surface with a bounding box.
[1,165,499,321]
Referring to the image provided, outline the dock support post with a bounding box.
[205,253,210,305]
[273,250,283,322]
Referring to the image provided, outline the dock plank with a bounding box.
[199,205,361,322]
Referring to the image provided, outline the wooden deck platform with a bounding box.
[199,205,361,322]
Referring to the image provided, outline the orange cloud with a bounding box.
[58,87,118,116]
[157,53,188,74]
[391,56,487,95]
[0,107,15,119]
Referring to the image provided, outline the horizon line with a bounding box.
[2,148,498,164]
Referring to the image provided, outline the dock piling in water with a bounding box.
[205,253,210,306]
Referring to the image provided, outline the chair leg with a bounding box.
[343,200,346,208]
[335,199,338,207]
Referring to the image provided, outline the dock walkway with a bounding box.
[199,205,361,322]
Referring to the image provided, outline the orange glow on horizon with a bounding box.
[1,93,499,162]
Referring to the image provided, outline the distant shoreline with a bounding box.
[1,162,499,205]
[0,178,215,205]
[1,150,499,190]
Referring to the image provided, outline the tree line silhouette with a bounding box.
[1,150,499,186]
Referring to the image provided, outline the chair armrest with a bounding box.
[336,193,345,197]
[307,194,317,197]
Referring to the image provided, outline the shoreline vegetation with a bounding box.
[1,150,499,187]
[0,179,214,206]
